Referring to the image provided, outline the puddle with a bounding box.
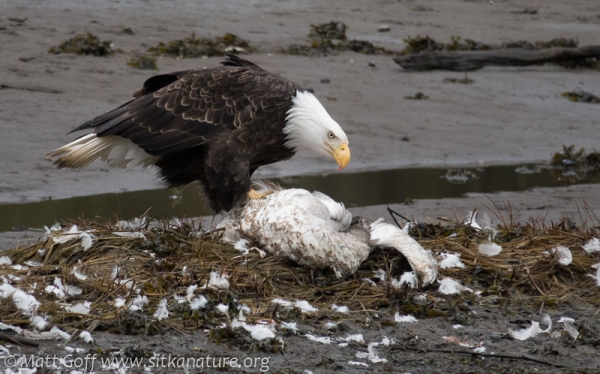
[1,164,597,232]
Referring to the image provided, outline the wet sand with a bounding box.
[1,0,600,372]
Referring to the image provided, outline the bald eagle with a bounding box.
[47,55,350,212]
[219,182,438,286]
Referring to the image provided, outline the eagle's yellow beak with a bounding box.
[326,142,351,171]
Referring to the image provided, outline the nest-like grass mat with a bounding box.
[1,216,598,340]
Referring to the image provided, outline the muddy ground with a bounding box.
[1,0,600,372]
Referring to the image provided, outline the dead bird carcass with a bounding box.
[218,182,437,287]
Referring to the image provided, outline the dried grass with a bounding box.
[1,214,598,337]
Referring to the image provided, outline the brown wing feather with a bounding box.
[69,63,300,157]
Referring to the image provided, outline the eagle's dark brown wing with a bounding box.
[69,56,300,157]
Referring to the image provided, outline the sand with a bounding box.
[1,0,600,372]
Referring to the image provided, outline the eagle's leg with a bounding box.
[247,188,274,200]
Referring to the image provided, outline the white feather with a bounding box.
[48,134,158,168]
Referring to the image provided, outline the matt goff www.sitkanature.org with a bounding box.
[2,353,272,372]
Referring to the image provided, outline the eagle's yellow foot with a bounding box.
[247,188,274,200]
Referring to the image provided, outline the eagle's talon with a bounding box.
[247,189,274,200]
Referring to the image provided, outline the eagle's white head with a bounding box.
[284,91,350,170]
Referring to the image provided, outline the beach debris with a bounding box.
[562,90,600,104]
[404,92,429,100]
[48,33,115,56]
[127,54,158,70]
[545,245,572,265]
[508,314,552,341]
[147,32,254,58]
[443,169,477,183]
[285,21,392,56]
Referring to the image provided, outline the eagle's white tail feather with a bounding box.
[47,134,157,169]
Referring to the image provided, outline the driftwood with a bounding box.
[393,45,600,71]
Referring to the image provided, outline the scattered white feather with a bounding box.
[453,324,464,329]
[280,321,298,333]
[305,333,331,344]
[348,361,369,367]
[546,246,572,266]
[79,232,93,251]
[465,211,481,230]
[216,303,229,315]
[394,312,418,323]
[508,314,552,340]
[153,299,169,320]
[45,277,82,298]
[356,342,387,363]
[392,271,418,289]
[231,318,276,341]
[362,278,377,287]
[479,242,502,257]
[50,326,72,340]
[234,239,250,254]
[129,295,149,312]
[189,296,208,310]
[271,298,293,307]
[66,301,91,314]
[113,231,146,239]
[30,315,48,330]
[331,304,349,314]
[114,298,126,308]
[582,238,600,255]
[294,300,318,313]
[438,277,473,295]
[117,217,147,230]
[562,320,579,340]
[0,256,12,266]
[373,269,387,281]
[439,252,466,269]
[588,265,600,286]
[10,264,28,271]
[413,294,427,303]
[0,281,41,315]
[71,266,87,280]
[65,346,86,353]
[473,346,486,353]
[206,271,230,290]
[341,334,364,344]
[79,330,94,343]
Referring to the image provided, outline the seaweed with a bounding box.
[48,33,115,56]
[549,145,600,183]
[284,21,392,56]
[146,32,254,58]
[127,54,158,70]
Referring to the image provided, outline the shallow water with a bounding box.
[2,164,597,232]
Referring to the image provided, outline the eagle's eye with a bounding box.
[327,131,335,140]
